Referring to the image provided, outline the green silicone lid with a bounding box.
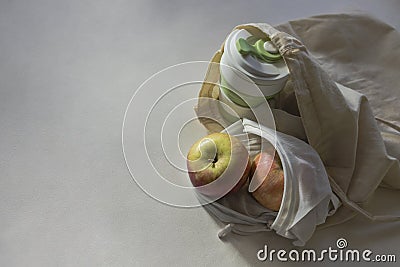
[236,37,281,63]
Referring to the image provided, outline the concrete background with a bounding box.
[1,0,399,266]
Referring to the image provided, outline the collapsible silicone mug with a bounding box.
[219,29,289,108]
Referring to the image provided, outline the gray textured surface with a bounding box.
[1,0,399,266]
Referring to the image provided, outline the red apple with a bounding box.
[187,133,251,197]
[250,151,284,211]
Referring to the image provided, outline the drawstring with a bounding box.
[218,220,274,239]
[218,224,234,238]
[375,117,400,133]
[328,175,400,222]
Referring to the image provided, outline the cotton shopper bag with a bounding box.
[195,13,400,246]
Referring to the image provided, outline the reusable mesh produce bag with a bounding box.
[195,14,400,246]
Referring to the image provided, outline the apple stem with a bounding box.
[212,155,218,163]
[211,155,218,168]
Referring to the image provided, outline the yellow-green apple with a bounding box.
[249,151,284,211]
[187,133,251,197]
